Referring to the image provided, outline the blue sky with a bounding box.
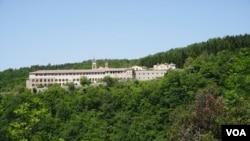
[0,0,249,71]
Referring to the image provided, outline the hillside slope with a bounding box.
[139,34,250,68]
[0,34,249,92]
[0,34,250,140]
[0,47,249,140]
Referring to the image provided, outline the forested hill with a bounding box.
[0,59,138,92]
[0,34,250,140]
[0,34,249,92]
[139,34,250,68]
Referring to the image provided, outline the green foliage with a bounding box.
[65,82,75,91]
[5,96,61,141]
[166,86,223,141]
[0,34,249,140]
[139,34,250,68]
[80,76,91,86]
[37,84,44,88]
[102,76,118,87]
[1,34,249,92]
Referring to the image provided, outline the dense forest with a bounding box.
[139,34,250,68]
[0,34,250,140]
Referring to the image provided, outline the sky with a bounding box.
[0,0,250,71]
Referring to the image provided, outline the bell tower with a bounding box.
[105,59,108,68]
[92,58,97,69]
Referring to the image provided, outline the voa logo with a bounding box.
[226,129,246,136]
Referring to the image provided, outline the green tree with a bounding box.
[102,76,118,87]
[66,82,75,91]
[192,86,223,138]
[80,76,91,86]
[13,85,26,94]
[7,97,59,141]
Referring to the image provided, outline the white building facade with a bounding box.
[26,60,176,89]
[26,69,134,89]
[26,60,133,89]
[153,63,176,70]
[135,70,167,80]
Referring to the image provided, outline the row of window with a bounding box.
[30,77,131,86]
[31,76,132,83]
[137,76,159,80]
[31,78,80,82]
[34,71,127,76]
[35,73,105,76]
[137,72,165,75]
[31,83,79,87]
